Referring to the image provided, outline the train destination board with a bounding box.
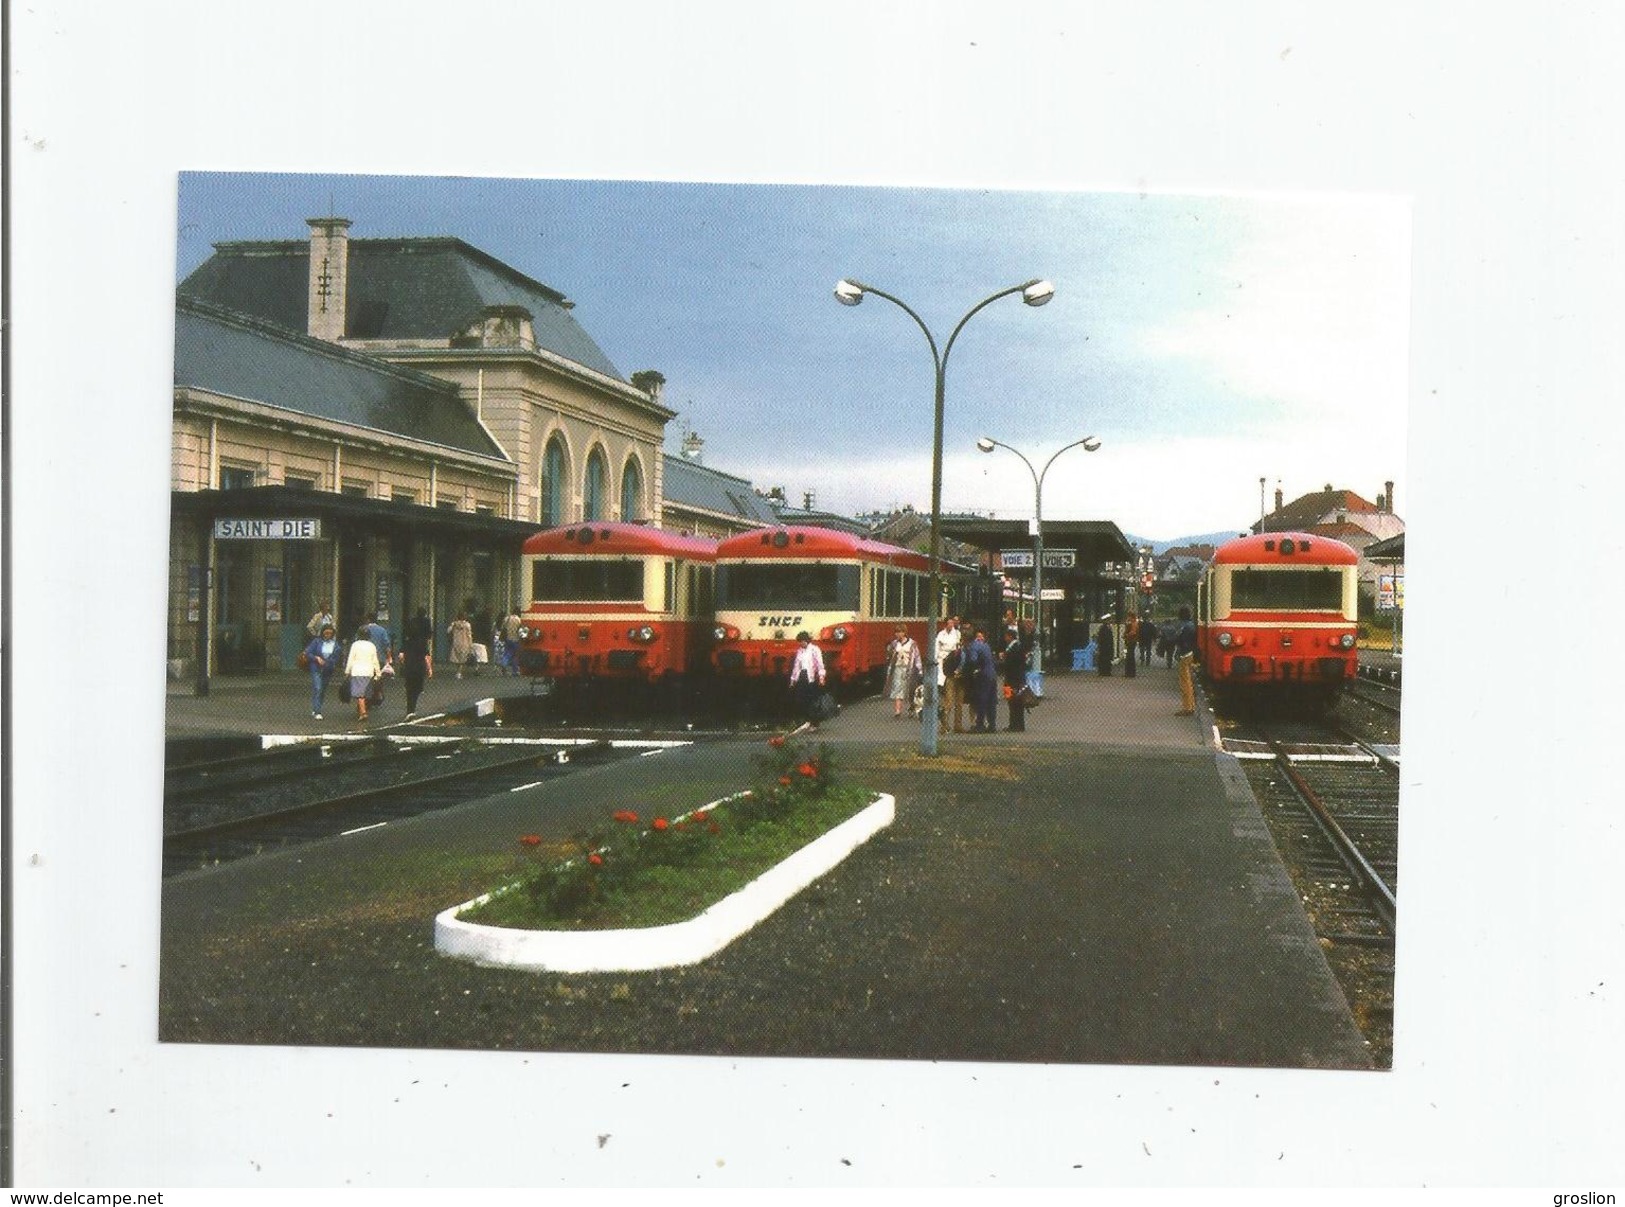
[212,517,322,540]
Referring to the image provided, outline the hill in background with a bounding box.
[1123,530,1246,555]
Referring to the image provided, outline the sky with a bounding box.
[176,173,1409,544]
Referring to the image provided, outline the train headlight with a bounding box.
[518,624,534,641]
[1217,631,1234,649]
[827,626,850,643]
[1339,633,1356,649]
[628,625,657,643]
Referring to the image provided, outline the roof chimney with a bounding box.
[1274,487,1283,512]
[1384,480,1395,513]
[306,218,352,341]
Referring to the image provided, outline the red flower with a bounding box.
[768,735,786,748]
[652,817,670,831]
[588,853,604,866]
[708,822,722,835]
[778,776,792,787]
[612,810,639,824]
[692,809,709,823]
[797,763,816,777]
[519,834,542,846]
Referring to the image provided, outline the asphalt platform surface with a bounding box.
[160,658,1374,1070]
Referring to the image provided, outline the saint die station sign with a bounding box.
[213,517,323,540]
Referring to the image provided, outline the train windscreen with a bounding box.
[716,564,860,610]
[530,558,644,602]
[1230,568,1345,610]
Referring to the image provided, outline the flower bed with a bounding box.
[434,737,895,973]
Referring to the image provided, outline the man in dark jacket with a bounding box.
[1174,606,1198,715]
[401,606,434,719]
[1001,626,1029,732]
[1096,617,1116,677]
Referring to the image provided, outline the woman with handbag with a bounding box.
[884,625,922,720]
[301,623,340,720]
[343,625,383,724]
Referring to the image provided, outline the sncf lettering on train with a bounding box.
[758,615,804,628]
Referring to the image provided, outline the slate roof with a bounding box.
[174,297,509,462]
[660,455,779,526]
[179,236,626,382]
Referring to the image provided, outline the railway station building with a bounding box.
[171,218,680,683]
[169,297,536,681]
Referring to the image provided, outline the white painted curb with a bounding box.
[434,793,895,973]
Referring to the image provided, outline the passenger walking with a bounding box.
[884,624,922,719]
[1174,606,1199,715]
[448,613,474,679]
[305,600,335,639]
[344,625,383,724]
[1139,615,1157,667]
[788,631,827,727]
[964,626,998,733]
[1096,616,1116,677]
[302,623,340,719]
[1122,614,1139,679]
[1001,625,1029,732]
[935,615,964,735]
[364,611,393,665]
[401,606,434,719]
[498,606,523,676]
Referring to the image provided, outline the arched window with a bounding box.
[583,447,608,522]
[620,457,644,522]
[541,435,567,527]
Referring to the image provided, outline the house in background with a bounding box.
[1155,543,1216,584]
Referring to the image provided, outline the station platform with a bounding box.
[159,656,1375,1070]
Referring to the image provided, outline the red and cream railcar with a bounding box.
[1196,531,1360,705]
[515,523,717,684]
[710,526,932,688]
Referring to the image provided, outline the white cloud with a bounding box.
[1141,198,1411,432]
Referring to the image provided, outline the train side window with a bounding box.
[903,573,919,617]
[664,561,675,612]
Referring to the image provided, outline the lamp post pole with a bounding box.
[835,277,1054,756]
[975,435,1101,676]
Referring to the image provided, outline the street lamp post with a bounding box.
[835,277,1054,756]
[975,435,1101,677]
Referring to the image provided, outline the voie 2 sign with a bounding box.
[213,517,322,540]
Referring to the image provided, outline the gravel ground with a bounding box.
[160,741,1371,1069]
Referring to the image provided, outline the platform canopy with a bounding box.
[940,517,1136,570]
[172,484,540,546]
[1365,531,1406,563]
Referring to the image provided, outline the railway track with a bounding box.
[162,735,648,877]
[1215,703,1400,1066]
